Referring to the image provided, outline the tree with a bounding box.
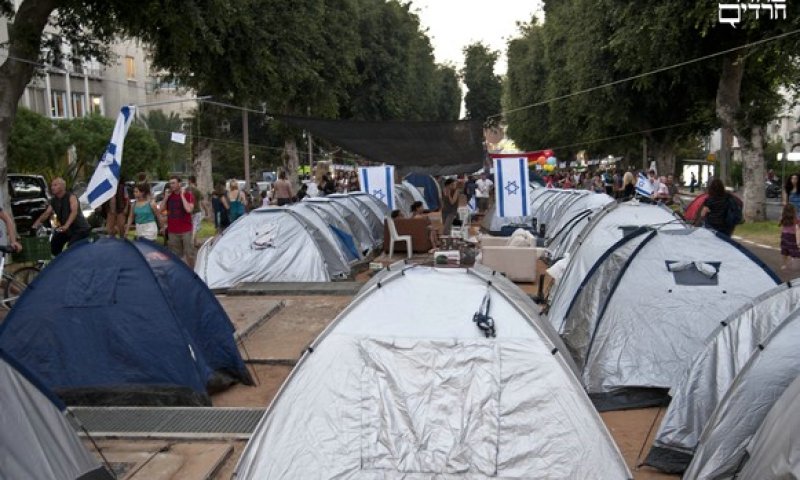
[432,65,462,121]
[138,110,188,178]
[604,0,800,220]
[0,0,242,209]
[8,107,69,180]
[462,42,502,125]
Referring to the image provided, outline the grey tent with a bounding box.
[0,350,112,480]
[534,190,586,235]
[347,191,390,219]
[683,307,800,479]
[234,265,631,479]
[393,183,418,217]
[196,208,342,288]
[289,202,358,267]
[544,193,614,259]
[320,197,377,252]
[544,192,613,244]
[546,201,684,332]
[328,194,384,247]
[645,279,800,473]
[305,197,374,254]
[737,373,800,479]
[401,180,428,208]
[561,227,779,410]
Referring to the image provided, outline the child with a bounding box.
[780,203,800,270]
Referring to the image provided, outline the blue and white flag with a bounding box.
[80,105,135,209]
[359,166,394,210]
[494,157,530,218]
[635,172,654,197]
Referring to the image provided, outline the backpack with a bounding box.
[725,194,743,228]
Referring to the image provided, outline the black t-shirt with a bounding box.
[50,193,90,234]
[702,194,731,234]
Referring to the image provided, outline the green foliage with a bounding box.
[8,108,69,180]
[8,109,160,184]
[139,110,188,177]
[462,42,502,124]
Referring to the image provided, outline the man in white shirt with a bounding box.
[475,173,493,214]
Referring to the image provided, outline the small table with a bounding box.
[437,236,478,266]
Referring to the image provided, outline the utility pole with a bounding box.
[243,110,250,187]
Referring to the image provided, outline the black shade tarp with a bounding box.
[274,115,486,176]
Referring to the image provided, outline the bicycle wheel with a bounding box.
[3,266,40,307]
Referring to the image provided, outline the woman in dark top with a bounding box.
[695,179,733,236]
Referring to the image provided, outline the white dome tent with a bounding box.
[645,279,800,473]
[233,264,631,479]
[546,201,684,332]
[683,307,800,479]
[0,349,113,479]
[196,208,342,288]
[560,227,779,410]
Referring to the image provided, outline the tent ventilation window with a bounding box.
[618,226,641,237]
[666,261,721,286]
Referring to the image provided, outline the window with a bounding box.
[71,92,86,118]
[9,177,46,200]
[50,90,67,118]
[84,58,102,77]
[89,95,104,115]
[124,56,136,80]
[666,260,721,286]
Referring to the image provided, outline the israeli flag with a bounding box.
[359,166,394,210]
[494,157,530,218]
[81,106,135,209]
[635,172,654,197]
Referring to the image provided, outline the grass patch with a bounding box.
[125,218,217,243]
[735,220,781,248]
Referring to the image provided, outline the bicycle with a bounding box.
[0,227,52,309]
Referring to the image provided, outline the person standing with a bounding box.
[779,204,800,270]
[783,174,800,219]
[125,183,159,241]
[185,176,204,246]
[463,175,477,205]
[211,183,230,233]
[273,171,294,206]
[474,173,492,214]
[0,208,22,253]
[163,176,196,267]
[695,178,737,236]
[689,172,697,193]
[226,180,247,223]
[32,177,90,256]
[441,178,460,235]
[104,180,129,238]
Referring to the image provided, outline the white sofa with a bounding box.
[478,235,544,283]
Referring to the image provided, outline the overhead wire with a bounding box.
[490,28,800,119]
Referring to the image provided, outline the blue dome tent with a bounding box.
[0,238,252,406]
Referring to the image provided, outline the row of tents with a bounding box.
[509,187,797,478]
[195,185,438,289]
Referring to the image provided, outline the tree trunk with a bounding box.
[283,138,300,190]
[0,0,59,212]
[740,126,766,222]
[651,140,676,177]
[715,53,745,188]
[192,139,213,217]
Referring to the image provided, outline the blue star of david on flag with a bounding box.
[504,180,520,196]
[372,189,386,201]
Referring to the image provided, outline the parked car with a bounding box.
[7,174,50,233]
[151,181,167,203]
